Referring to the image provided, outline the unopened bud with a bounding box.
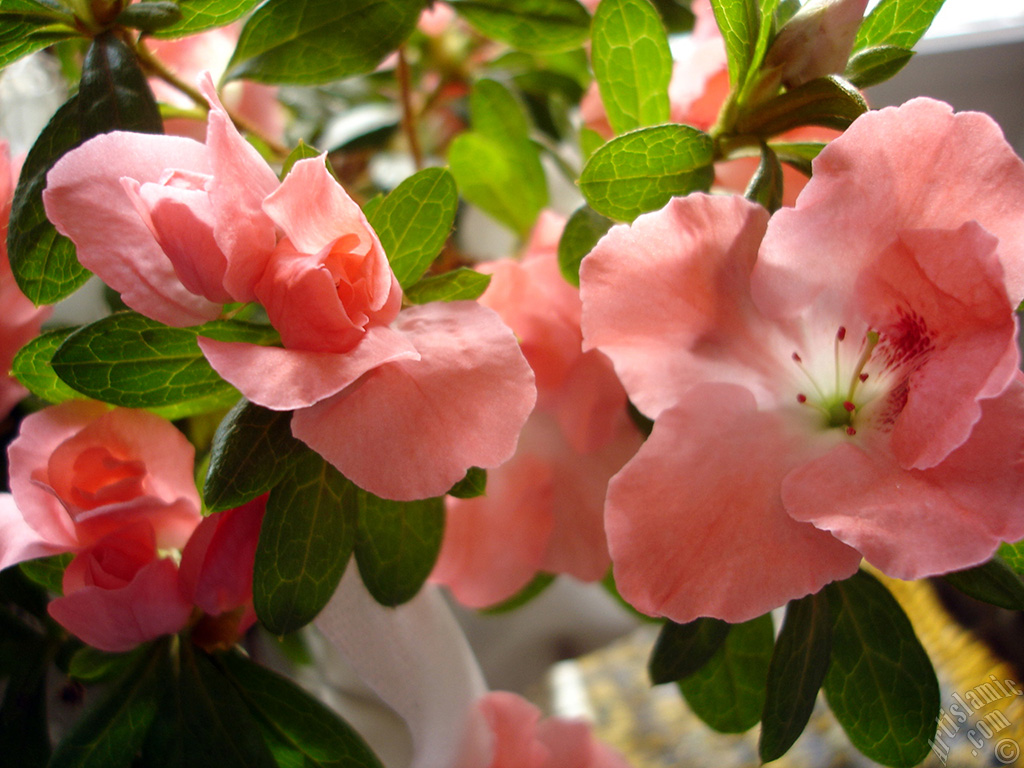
[764,0,869,89]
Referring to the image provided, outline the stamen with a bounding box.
[843,401,855,412]
[846,330,879,402]
[836,326,847,342]
[791,351,826,400]
[796,394,807,403]
[846,426,857,436]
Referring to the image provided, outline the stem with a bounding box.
[396,45,423,171]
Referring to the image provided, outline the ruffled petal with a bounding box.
[198,324,420,410]
[0,493,67,570]
[291,302,536,501]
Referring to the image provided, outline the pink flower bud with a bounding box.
[764,0,869,88]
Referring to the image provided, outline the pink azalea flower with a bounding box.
[44,74,535,501]
[580,99,1024,624]
[432,212,642,607]
[0,142,50,420]
[0,400,201,570]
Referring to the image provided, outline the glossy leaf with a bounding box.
[579,124,714,221]
[735,75,868,137]
[745,142,783,212]
[591,0,672,135]
[941,556,1024,611]
[0,0,77,71]
[403,268,491,303]
[648,616,731,685]
[998,539,1024,575]
[225,0,427,85]
[68,645,146,684]
[759,591,833,762]
[218,651,385,768]
[254,451,357,635]
[844,45,915,88]
[447,466,487,499]
[18,552,71,595]
[678,613,774,734]
[152,0,263,38]
[354,489,445,607]
[823,571,938,768]
[769,140,826,177]
[367,167,458,289]
[557,204,614,286]
[709,0,760,88]
[79,31,162,138]
[450,0,591,53]
[11,327,83,404]
[853,0,945,52]
[204,399,306,513]
[279,139,322,179]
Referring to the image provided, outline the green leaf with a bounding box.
[279,139,322,179]
[51,312,275,414]
[579,124,714,222]
[648,616,731,685]
[678,613,774,733]
[769,140,826,177]
[998,538,1024,575]
[470,77,532,142]
[759,591,832,762]
[152,0,263,38]
[50,642,168,768]
[447,466,487,499]
[823,571,939,768]
[853,0,945,52]
[79,31,163,142]
[204,399,305,513]
[115,1,183,32]
[735,75,868,137]
[591,0,672,135]
[143,643,276,768]
[68,645,146,683]
[709,0,760,88]
[450,0,590,53]
[225,0,427,85]
[745,142,783,212]
[354,489,445,607]
[557,204,614,287]
[367,167,457,289]
[941,556,1024,611]
[254,451,356,635]
[844,45,915,88]
[218,651,385,768]
[0,0,77,71]
[8,96,91,305]
[11,328,84,404]
[404,268,491,303]
[18,553,72,595]
[481,572,556,614]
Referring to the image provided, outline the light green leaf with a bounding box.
[998,538,1024,575]
[823,571,939,768]
[678,613,774,733]
[579,124,714,221]
[745,142,783,212]
[557,204,614,286]
[11,328,84,404]
[225,0,427,84]
[591,0,672,135]
[447,466,487,499]
[648,616,731,685]
[769,140,826,176]
[853,0,946,52]
[279,139,322,179]
[735,75,868,137]
[844,44,915,88]
[254,451,357,635]
[449,0,591,53]
[153,0,263,38]
[709,0,760,88]
[18,553,71,596]
[0,0,77,71]
[470,77,532,142]
[404,268,491,303]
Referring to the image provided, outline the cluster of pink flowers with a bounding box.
[0,402,263,651]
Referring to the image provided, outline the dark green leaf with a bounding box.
[143,643,276,768]
[115,1,182,32]
[254,451,356,635]
[481,572,556,614]
[404,268,491,303]
[759,591,832,762]
[709,0,760,88]
[735,75,868,137]
[279,139,322,179]
[941,556,1024,611]
[8,96,91,305]
[50,641,168,768]
[0,641,49,767]
[649,0,695,33]
[225,0,427,85]
[557,204,614,287]
[679,613,774,733]
[11,328,83,404]
[204,399,306,513]
[579,124,714,221]
[447,466,487,499]
[153,0,262,38]
[367,167,457,289]
[450,0,590,53]
[823,570,938,768]
[79,32,162,139]
[853,0,945,52]
[18,553,71,595]
[591,0,672,135]
[68,645,146,683]
[354,489,445,607]
[0,0,77,71]
[745,142,783,212]
[769,140,826,177]
[218,650,385,768]
[648,616,730,685]
[844,44,914,88]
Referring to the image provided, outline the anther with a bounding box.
[836,327,847,342]
[846,426,856,436]
[796,394,807,403]
[792,352,802,363]
[843,401,855,412]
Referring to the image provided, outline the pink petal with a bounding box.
[44,132,222,325]
[580,194,785,419]
[536,716,633,768]
[291,302,536,501]
[606,383,861,624]
[0,493,67,570]
[478,693,549,768]
[198,324,420,410]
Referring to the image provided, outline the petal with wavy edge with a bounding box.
[0,493,68,570]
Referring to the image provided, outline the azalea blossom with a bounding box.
[580,98,1024,624]
[432,212,642,607]
[44,74,535,501]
